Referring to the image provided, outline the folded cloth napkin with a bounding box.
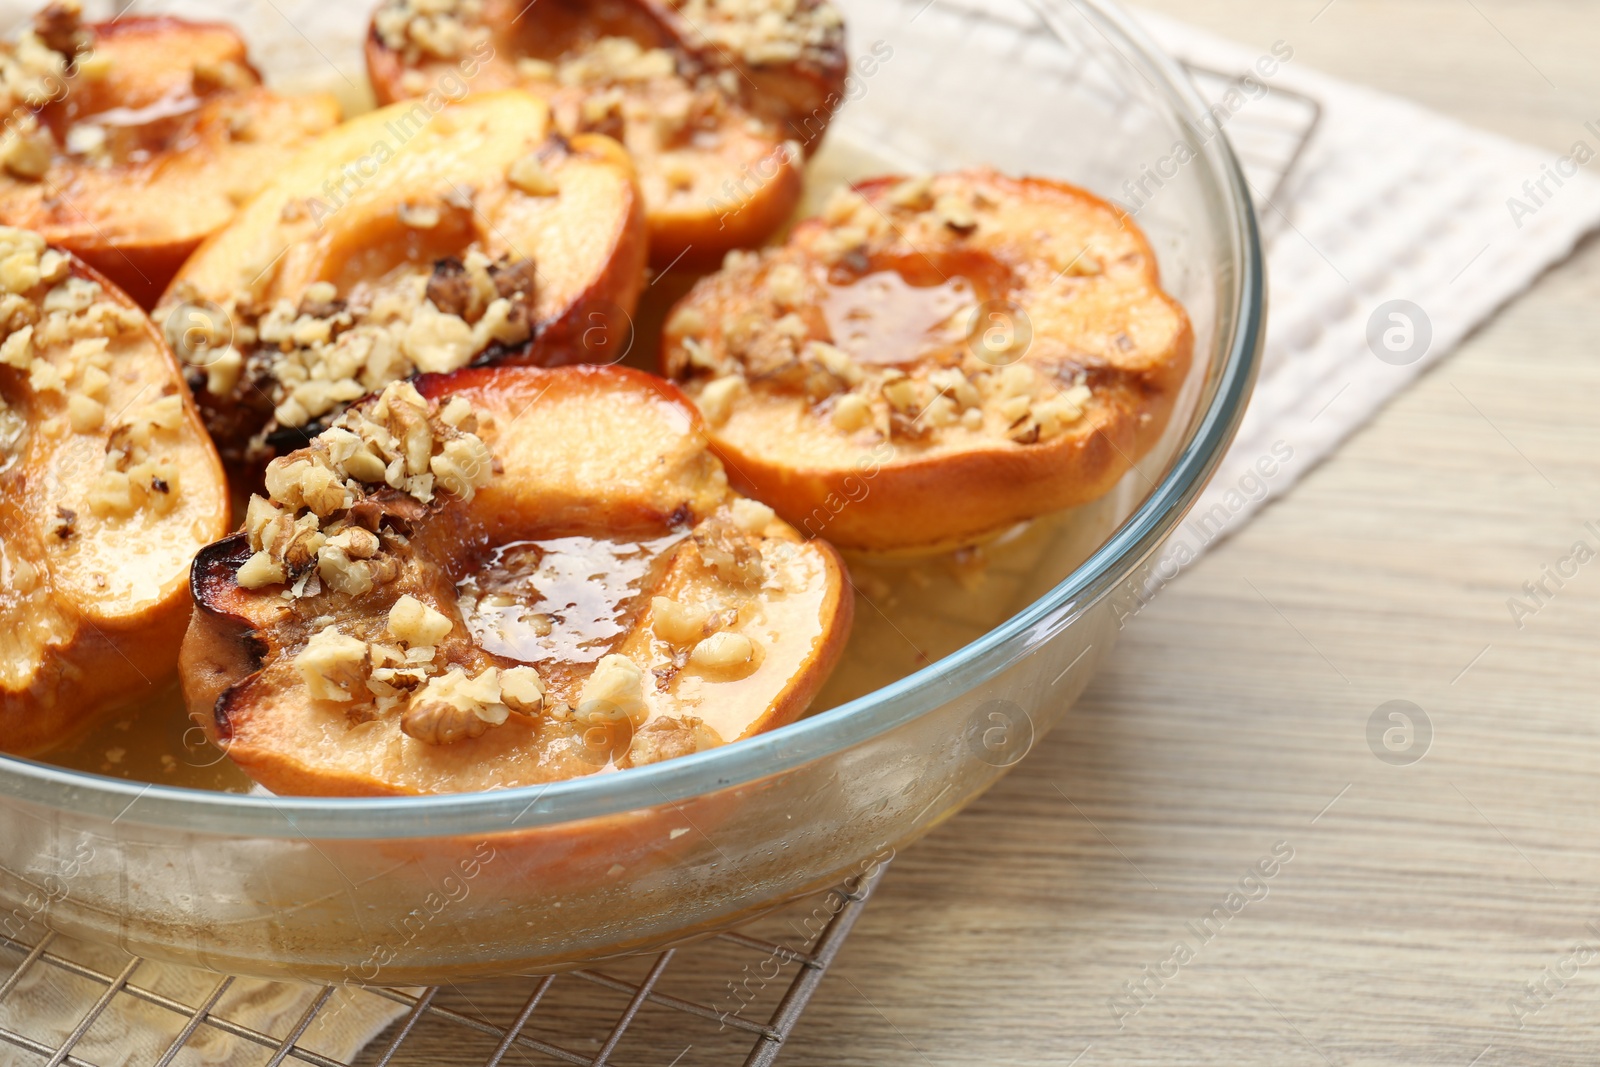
[5,2,1600,1064]
[1131,9,1600,580]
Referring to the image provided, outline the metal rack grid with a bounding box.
[0,863,887,1067]
[1181,61,1324,229]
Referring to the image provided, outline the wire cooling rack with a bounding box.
[1181,61,1323,229]
[0,863,886,1067]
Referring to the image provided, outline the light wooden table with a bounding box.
[457,3,1600,1063]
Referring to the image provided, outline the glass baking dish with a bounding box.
[0,0,1263,983]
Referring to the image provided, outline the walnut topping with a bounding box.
[388,593,452,647]
[396,201,442,229]
[0,227,184,520]
[830,391,871,432]
[162,250,537,451]
[695,375,746,426]
[667,305,706,339]
[764,262,807,308]
[692,512,766,587]
[558,36,677,86]
[886,176,935,212]
[670,189,1102,450]
[507,153,559,197]
[1,117,54,181]
[624,715,723,767]
[293,612,549,738]
[295,625,371,703]
[499,664,546,712]
[1008,380,1091,444]
[0,3,98,182]
[377,0,834,194]
[401,663,545,744]
[576,653,646,727]
[236,380,495,593]
[690,630,754,670]
[32,3,91,62]
[85,394,186,520]
[650,596,711,647]
[936,192,978,235]
[0,4,141,180]
[669,0,844,68]
[728,497,775,535]
[373,0,489,63]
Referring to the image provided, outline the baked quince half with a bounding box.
[0,2,341,309]
[179,366,852,796]
[156,89,647,468]
[660,170,1195,551]
[365,0,847,268]
[0,227,229,755]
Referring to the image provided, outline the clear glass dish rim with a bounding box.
[0,0,1266,839]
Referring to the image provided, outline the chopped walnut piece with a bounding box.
[424,257,475,319]
[693,514,766,587]
[397,202,442,229]
[696,375,745,426]
[2,119,53,181]
[690,631,754,671]
[625,715,723,767]
[668,305,706,338]
[499,665,546,714]
[65,392,102,432]
[576,653,646,727]
[295,625,371,703]
[388,593,453,647]
[430,434,493,500]
[33,2,92,62]
[886,176,935,212]
[507,153,559,197]
[765,262,807,307]
[164,253,538,445]
[402,666,505,744]
[651,595,711,647]
[729,497,775,536]
[936,193,978,235]
[830,391,872,432]
[373,0,488,62]
[238,381,496,601]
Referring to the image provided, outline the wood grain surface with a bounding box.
[437,3,1600,1064]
